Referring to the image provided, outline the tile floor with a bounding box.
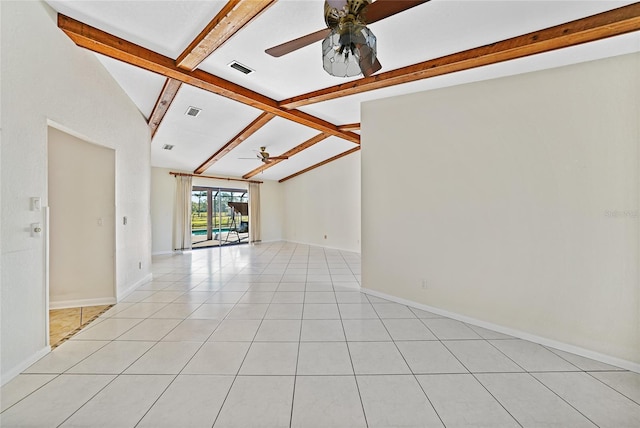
[2,242,639,427]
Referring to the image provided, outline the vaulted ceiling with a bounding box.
[47,0,640,182]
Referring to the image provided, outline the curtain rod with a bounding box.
[169,171,262,184]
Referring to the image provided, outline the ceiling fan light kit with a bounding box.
[322,23,377,78]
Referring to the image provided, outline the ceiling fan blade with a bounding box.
[358,44,382,77]
[269,156,289,160]
[265,28,331,57]
[362,0,431,24]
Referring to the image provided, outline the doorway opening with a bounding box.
[191,186,249,248]
[47,126,116,346]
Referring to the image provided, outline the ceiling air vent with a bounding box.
[162,144,174,150]
[185,106,201,117]
[228,61,254,75]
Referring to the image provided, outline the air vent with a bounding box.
[185,106,201,117]
[228,61,254,75]
[162,144,174,150]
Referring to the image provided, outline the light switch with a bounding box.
[123,216,127,225]
[31,197,41,211]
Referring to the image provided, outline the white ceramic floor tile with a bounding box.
[117,318,182,341]
[142,290,185,303]
[421,318,482,339]
[372,303,416,318]
[533,372,640,427]
[0,374,57,412]
[305,282,334,292]
[468,324,514,339]
[409,307,443,319]
[477,373,597,427]
[205,291,245,304]
[124,341,201,374]
[338,303,379,319]
[417,374,520,427]
[490,339,580,372]
[239,342,299,375]
[226,303,269,319]
[188,303,235,319]
[137,375,234,428]
[357,375,443,427]
[239,291,274,303]
[590,371,640,404]
[162,319,220,341]
[291,376,366,428]
[264,303,303,319]
[182,342,250,375]
[335,292,369,303]
[382,319,438,340]
[348,342,411,374]
[444,340,525,373]
[343,319,392,341]
[546,348,626,371]
[0,374,115,427]
[300,319,346,341]
[396,341,468,374]
[24,340,109,374]
[69,318,142,341]
[66,341,155,374]
[214,376,294,428]
[304,292,337,304]
[60,374,173,427]
[173,291,215,303]
[208,319,262,341]
[297,342,354,375]
[254,319,301,341]
[270,292,305,303]
[110,302,169,318]
[302,303,341,319]
[149,303,202,319]
[277,283,306,291]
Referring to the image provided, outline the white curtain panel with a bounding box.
[172,174,193,251]
[249,182,261,243]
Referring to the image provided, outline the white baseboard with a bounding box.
[361,287,640,374]
[152,250,175,256]
[49,297,117,310]
[283,239,361,254]
[1,346,51,386]
[117,273,153,301]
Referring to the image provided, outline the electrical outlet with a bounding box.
[138,261,142,270]
[421,279,428,289]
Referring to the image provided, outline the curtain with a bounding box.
[172,174,193,251]
[248,182,261,243]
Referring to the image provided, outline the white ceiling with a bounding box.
[46,0,640,182]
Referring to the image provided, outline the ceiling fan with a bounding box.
[240,147,289,163]
[265,0,430,78]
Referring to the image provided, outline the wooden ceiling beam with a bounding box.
[194,112,275,174]
[57,14,360,145]
[148,78,182,138]
[176,0,276,71]
[278,146,361,183]
[242,133,329,179]
[338,123,360,132]
[279,3,640,109]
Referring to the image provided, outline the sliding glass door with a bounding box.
[191,186,249,248]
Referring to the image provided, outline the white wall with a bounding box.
[282,151,361,252]
[362,53,640,366]
[48,127,116,308]
[1,1,152,384]
[150,167,284,254]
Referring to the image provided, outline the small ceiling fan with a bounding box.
[265,0,430,78]
[240,147,289,163]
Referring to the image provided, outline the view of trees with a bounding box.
[191,189,248,230]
